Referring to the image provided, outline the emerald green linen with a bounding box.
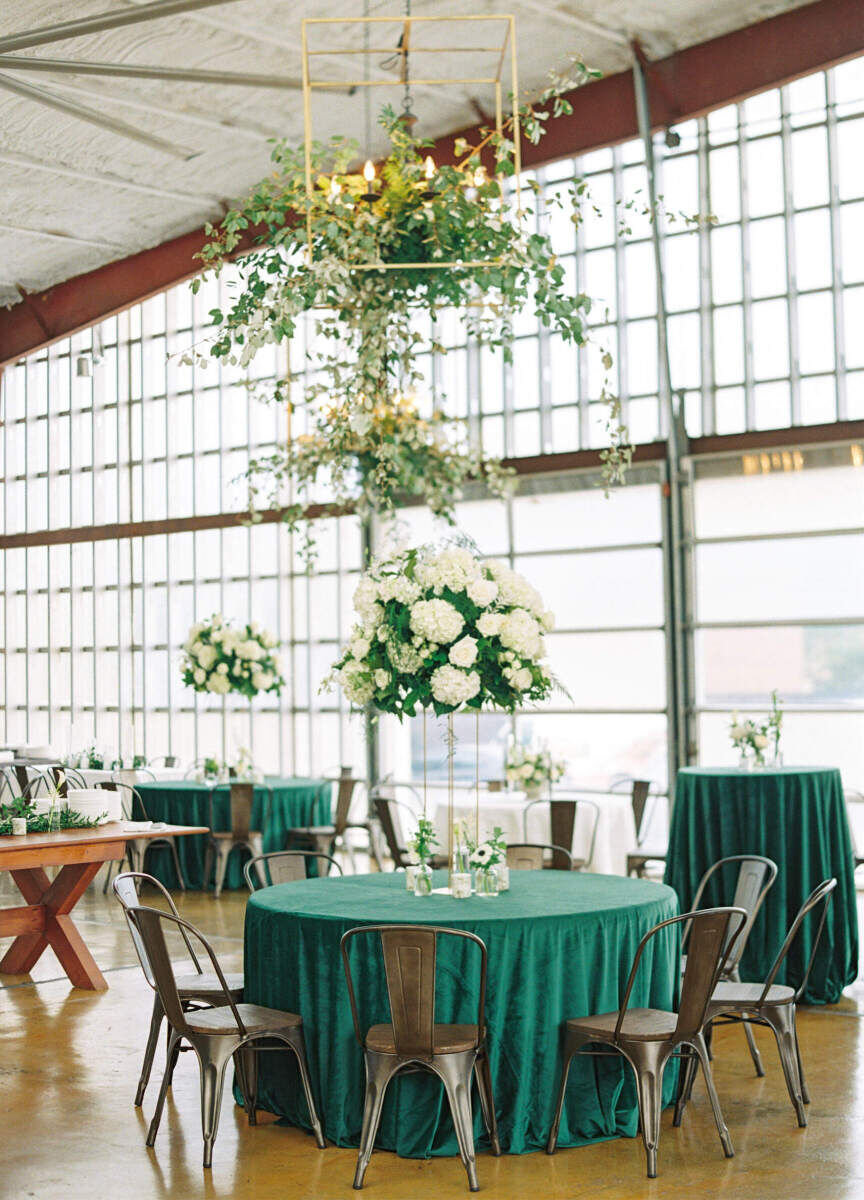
[134,778,331,890]
[242,871,680,1156]
[664,766,858,1004]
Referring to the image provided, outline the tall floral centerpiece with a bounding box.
[327,543,556,885]
[506,741,566,800]
[181,615,286,699]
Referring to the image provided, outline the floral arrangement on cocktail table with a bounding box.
[506,741,566,798]
[327,544,557,717]
[729,690,784,768]
[181,615,285,699]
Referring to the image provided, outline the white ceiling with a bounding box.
[0,0,808,309]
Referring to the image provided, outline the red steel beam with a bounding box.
[1,0,862,369]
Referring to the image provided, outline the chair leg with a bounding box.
[437,1051,480,1192]
[284,1029,326,1149]
[474,1048,501,1156]
[146,1028,179,1147]
[765,1005,807,1127]
[165,1024,182,1087]
[233,1044,258,1126]
[628,1046,665,1179]
[791,1007,810,1104]
[198,1043,232,1167]
[546,1047,577,1154]
[212,843,230,900]
[167,837,186,891]
[741,1017,765,1077]
[202,839,213,891]
[692,1033,734,1158]
[135,993,165,1107]
[354,1052,398,1190]
[672,1045,699,1127]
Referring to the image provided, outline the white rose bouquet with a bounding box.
[181,614,285,699]
[327,544,557,718]
[506,741,566,791]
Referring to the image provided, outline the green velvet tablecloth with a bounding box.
[242,870,680,1157]
[664,766,858,1004]
[134,777,331,890]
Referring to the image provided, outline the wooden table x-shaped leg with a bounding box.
[0,861,108,990]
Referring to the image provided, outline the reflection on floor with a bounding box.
[3,870,864,1200]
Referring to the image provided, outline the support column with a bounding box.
[632,52,692,789]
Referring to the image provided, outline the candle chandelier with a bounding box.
[300,9,522,272]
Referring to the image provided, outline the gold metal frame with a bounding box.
[300,13,522,271]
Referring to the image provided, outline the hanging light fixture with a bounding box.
[301,10,522,271]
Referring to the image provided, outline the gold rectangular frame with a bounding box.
[300,13,522,271]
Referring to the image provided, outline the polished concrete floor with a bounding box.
[3,870,864,1200]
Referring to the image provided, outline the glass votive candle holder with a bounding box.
[451,872,472,899]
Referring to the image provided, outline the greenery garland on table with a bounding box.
[0,799,104,836]
[188,60,633,552]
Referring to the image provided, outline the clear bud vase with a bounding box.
[494,862,510,892]
[413,863,433,896]
[475,868,500,898]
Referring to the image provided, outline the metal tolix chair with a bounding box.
[372,792,449,871]
[244,849,343,891]
[341,924,500,1192]
[129,903,326,1167]
[674,877,837,1130]
[547,906,747,1179]
[506,842,573,871]
[682,854,778,1076]
[102,781,187,893]
[112,871,244,1107]
[523,797,599,871]
[203,782,269,898]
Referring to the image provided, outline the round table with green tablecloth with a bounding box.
[242,870,680,1157]
[664,766,858,1004]
[134,777,331,890]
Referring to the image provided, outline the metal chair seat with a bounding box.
[366,1022,481,1055]
[709,979,795,1008]
[186,1002,303,1035]
[567,1008,678,1042]
[176,970,244,1000]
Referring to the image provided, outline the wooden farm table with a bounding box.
[0,823,206,990]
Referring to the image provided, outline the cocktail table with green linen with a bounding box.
[134,777,331,890]
[242,870,680,1156]
[664,766,858,1004]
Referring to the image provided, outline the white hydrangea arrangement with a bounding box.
[506,741,566,791]
[181,614,285,699]
[327,544,557,717]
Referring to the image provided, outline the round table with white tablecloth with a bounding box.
[430,789,636,874]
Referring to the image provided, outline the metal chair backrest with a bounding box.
[332,770,359,837]
[128,905,247,1038]
[760,878,837,1004]
[13,763,30,794]
[112,871,203,988]
[506,842,573,871]
[525,796,599,870]
[244,850,342,891]
[150,755,178,768]
[372,794,414,868]
[102,780,146,821]
[844,790,864,858]
[685,854,778,971]
[630,780,652,839]
[341,924,487,1062]
[229,782,255,841]
[614,907,747,1043]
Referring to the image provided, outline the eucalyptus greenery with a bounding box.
[191,61,632,548]
[0,798,104,836]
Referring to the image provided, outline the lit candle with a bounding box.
[329,177,342,198]
[424,155,435,180]
[363,159,376,184]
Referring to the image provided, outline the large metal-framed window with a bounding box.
[2,55,863,784]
